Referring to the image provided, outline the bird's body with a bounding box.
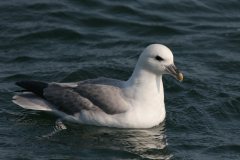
[13,44,183,128]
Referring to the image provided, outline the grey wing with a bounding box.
[74,83,130,114]
[43,81,130,115]
[78,77,123,86]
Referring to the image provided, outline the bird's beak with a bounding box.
[164,64,183,82]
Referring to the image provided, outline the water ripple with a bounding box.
[1,0,240,159]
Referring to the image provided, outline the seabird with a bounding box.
[13,44,183,128]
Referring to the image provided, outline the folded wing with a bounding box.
[14,78,130,116]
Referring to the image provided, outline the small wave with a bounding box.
[15,28,83,42]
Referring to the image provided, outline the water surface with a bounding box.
[1,0,240,159]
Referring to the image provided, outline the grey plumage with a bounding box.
[16,78,130,116]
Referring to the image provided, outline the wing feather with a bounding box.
[43,79,130,115]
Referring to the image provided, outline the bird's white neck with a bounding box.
[125,64,164,102]
[122,64,166,127]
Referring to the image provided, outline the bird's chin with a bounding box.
[164,64,183,82]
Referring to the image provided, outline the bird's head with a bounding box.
[137,44,183,82]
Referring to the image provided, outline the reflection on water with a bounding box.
[123,125,172,159]
[62,120,172,159]
[9,111,172,159]
[40,118,67,139]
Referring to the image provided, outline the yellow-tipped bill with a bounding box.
[164,64,183,82]
[178,72,183,82]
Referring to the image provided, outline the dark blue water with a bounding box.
[1,0,240,159]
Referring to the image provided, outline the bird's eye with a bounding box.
[155,55,163,61]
